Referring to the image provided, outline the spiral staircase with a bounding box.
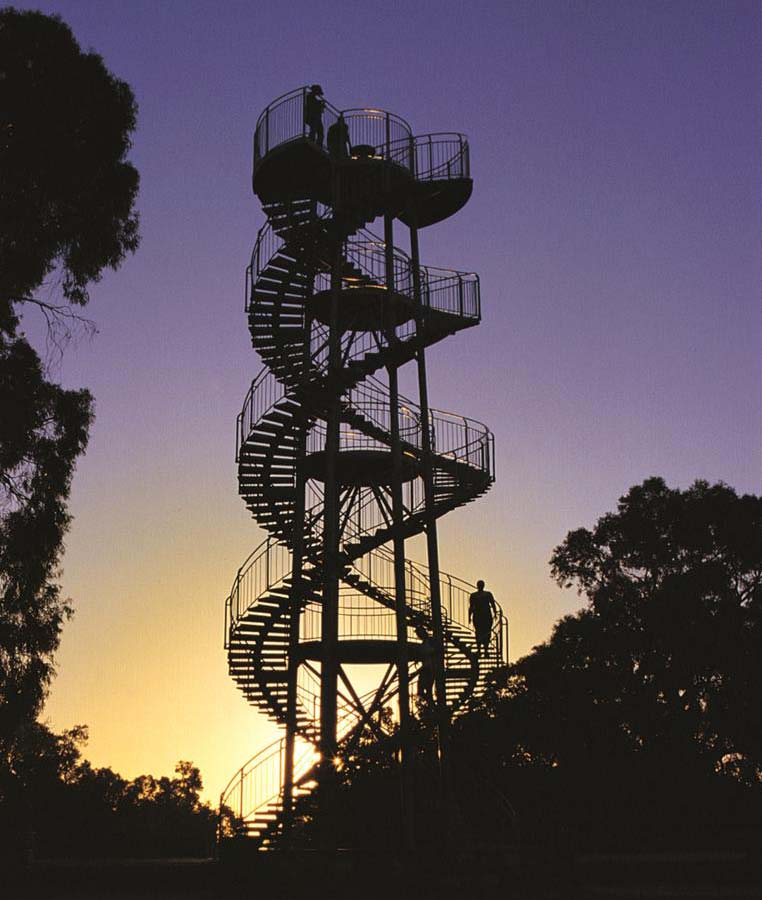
[220,87,507,848]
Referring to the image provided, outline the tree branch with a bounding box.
[13,294,98,364]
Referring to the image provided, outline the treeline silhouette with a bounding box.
[1,723,217,860]
[1,9,143,869]
[273,478,762,855]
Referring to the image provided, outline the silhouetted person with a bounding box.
[468,580,497,653]
[304,84,325,146]
[416,625,435,703]
[327,115,351,160]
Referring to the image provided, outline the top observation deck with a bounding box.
[252,86,473,228]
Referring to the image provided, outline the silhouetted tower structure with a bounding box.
[221,86,508,848]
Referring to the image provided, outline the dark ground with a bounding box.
[7,846,762,900]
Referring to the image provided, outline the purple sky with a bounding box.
[12,0,761,798]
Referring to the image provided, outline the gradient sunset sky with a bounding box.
[13,0,761,801]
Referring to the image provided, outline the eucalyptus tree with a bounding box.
[0,8,139,748]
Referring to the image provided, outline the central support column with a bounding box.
[409,220,451,799]
[283,241,316,838]
[385,212,414,851]
[319,209,343,848]
[283,408,308,837]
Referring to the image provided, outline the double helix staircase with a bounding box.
[220,87,507,848]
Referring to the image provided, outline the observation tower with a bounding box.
[220,86,507,848]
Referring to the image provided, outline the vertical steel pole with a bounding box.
[319,189,343,849]
[409,219,451,792]
[283,263,315,838]
[384,213,414,851]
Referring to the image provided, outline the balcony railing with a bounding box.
[253,87,413,170]
[252,87,470,187]
[246,220,479,328]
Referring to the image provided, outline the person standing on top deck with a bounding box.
[468,580,497,654]
[304,84,325,146]
[327,115,351,160]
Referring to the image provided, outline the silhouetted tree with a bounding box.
[0,8,139,312]
[455,477,762,850]
[549,477,762,779]
[0,8,139,753]
[2,722,217,859]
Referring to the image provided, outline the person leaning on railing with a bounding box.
[304,84,325,147]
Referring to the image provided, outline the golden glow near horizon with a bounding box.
[44,444,577,805]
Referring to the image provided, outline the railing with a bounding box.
[220,675,400,835]
[342,108,412,168]
[411,133,470,181]
[314,237,413,298]
[247,220,478,321]
[307,378,423,457]
[253,86,413,172]
[235,366,494,560]
[252,89,469,191]
[220,735,318,826]
[236,368,287,463]
[349,546,508,666]
[244,221,480,404]
[253,88,315,162]
[222,528,507,838]
[225,536,293,647]
[421,265,480,320]
[300,589,420,644]
[225,529,508,689]
[245,221,286,312]
[341,376,493,481]
[430,406,495,479]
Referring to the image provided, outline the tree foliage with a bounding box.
[0,8,139,746]
[547,477,762,778]
[0,334,91,742]
[454,477,762,849]
[1,723,217,859]
[0,8,139,310]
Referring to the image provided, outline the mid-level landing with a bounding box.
[253,137,472,229]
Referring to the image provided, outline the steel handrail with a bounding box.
[245,210,481,353]
[384,132,470,181]
[237,364,493,479]
[253,86,413,170]
[220,678,395,825]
